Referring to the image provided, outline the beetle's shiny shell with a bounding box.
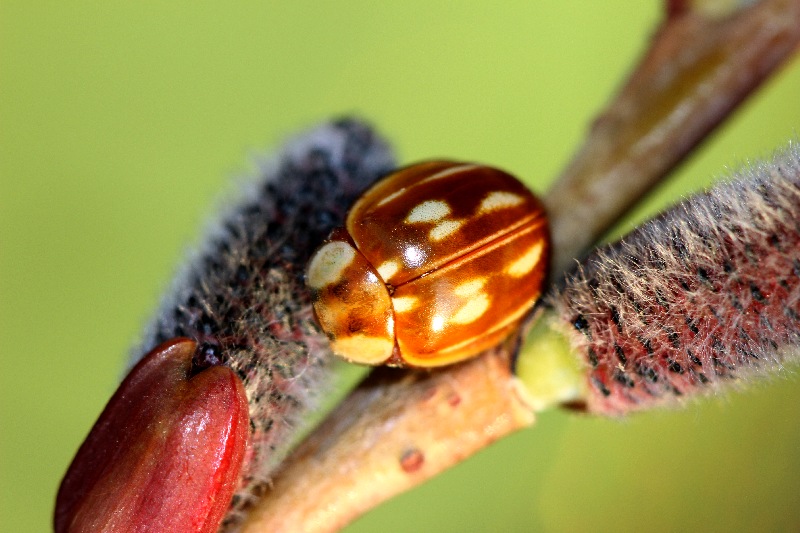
[307,161,549,367]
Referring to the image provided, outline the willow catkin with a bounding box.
[131,119,395,524]
[551,143,800,415]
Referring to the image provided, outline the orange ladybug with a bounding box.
[307,161,550,367]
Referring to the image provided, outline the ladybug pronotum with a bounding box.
[306,161,550,367]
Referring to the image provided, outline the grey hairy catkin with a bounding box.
[133,119,395,525]
[552,143,800,415]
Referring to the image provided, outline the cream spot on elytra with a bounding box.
[307,241,356,289]
[454,278,486,297]
[392,296,419,313]
[478,191,524,214]
[506,241,544,277]
[451,294,490,324]
[405,200,451,224]
[376,260,400,281]
[429,220,463,241]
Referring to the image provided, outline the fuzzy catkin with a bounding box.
[133,119,395,526]
[552,143,800,415]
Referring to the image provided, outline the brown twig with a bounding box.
[241,343,531,532]
[546,0,800,274]
[238,2,800,531]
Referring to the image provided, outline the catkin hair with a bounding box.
[133,119,395,526]
[552,143,800,415]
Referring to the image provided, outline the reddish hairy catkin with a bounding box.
[132,119,395,525]
[552,143,800,415]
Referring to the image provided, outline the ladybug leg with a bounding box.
[54,338,249,533]
[383,344,406,367]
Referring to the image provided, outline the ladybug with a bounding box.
[306,161,550,367]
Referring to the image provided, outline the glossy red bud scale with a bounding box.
[55,338,249,533]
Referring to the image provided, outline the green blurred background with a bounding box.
[2,2,800,532]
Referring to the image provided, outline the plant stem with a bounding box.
[240,344,532,533]
[546,0,800,274]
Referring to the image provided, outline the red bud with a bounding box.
[55,338,249,533]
